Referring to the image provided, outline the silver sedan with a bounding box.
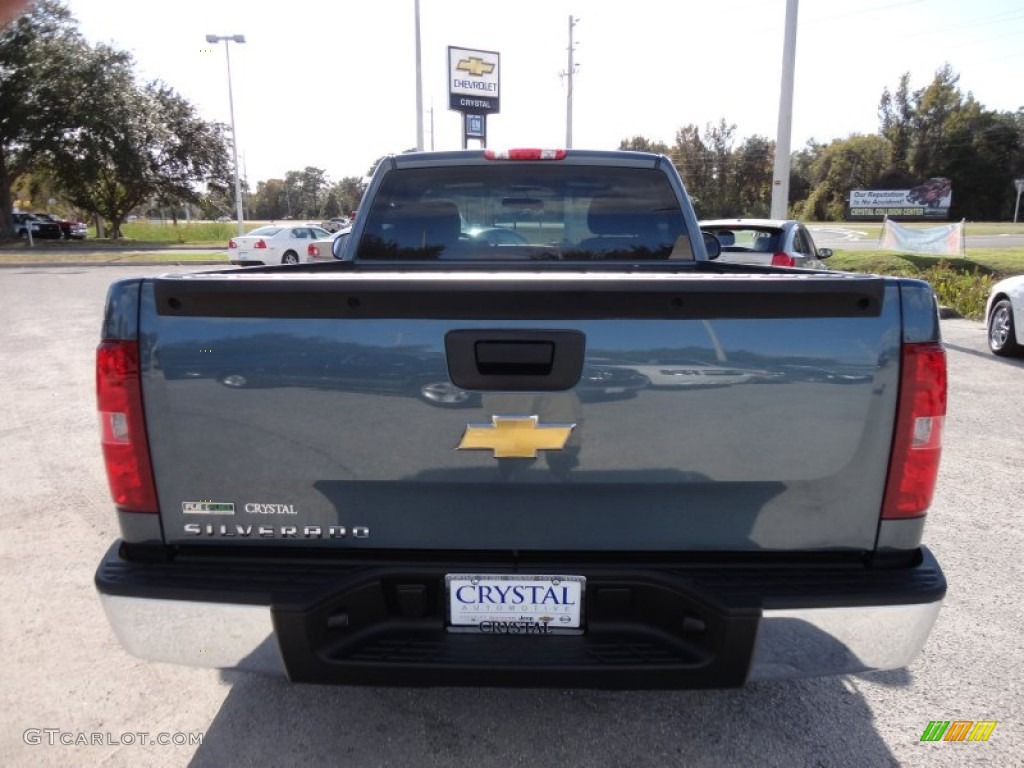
[700,218,833,269]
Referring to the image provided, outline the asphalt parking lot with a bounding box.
[1,265,1021,767]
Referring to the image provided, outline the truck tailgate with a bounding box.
[141,271,898,552]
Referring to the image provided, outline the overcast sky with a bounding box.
[64,0,1024,184]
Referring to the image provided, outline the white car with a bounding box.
[305,227,351,263]
[699,218,832,269]
[321,217,350,233]
[227,223,332,265]
[986,275,1024,357]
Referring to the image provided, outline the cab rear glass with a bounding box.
[355,166,689,262]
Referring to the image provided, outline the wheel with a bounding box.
[988,299,1023,357]
[282,251,299,264]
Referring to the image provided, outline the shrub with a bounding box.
[919,261,994,320]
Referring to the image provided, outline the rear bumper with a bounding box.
[96,543,945,688]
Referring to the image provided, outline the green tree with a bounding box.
[669,124,711,213]
[794,134,890,221]
[47,50,231,237]
[666,120,739,218]
[733,135,775,218]
[618,136,670,154]
[0,0,82,237]
[332,176,367,216]
[876,64,1024,219]
[251,178,287,220]
[878,72,914,170]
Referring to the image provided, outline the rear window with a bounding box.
[704,227,781,253]
[247,226,282,236]
[355,166,689,262]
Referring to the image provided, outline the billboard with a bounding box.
[847,178,952,221]
[448,46,500,114]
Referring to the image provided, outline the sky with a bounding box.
[62,0,1024,186]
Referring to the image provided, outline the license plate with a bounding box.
[445,574,585,635]
[238,251,249,259]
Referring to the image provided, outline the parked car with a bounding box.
[305,227,351,263]
[699,219,832,269]
[227,223,332,265]
[11,213,63,240]
[33,212,88,240]
[321,217,350,233]
[986,275,1024,357]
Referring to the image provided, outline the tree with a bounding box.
[669,124,711,213]
[878,72,914,171]
[0,0,82,238]
[332,176,367,216]
[251,178,287,220]
[733,135,775,218]
[665,120,741,218]
[793,134,890,220]
[875,64,1024,219]
[47,47,231,237]
[618,136,670,154]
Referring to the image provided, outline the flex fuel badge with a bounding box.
[182,501,235,515]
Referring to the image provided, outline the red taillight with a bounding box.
[254,239,267,249]
[308,244,319,257]
[770,252,796,267]
[228,238,237,249]
[881,342,946,519]
[96,341,158,513]
[485,148,567,161]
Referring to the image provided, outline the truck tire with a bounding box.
[988,299,1023,357]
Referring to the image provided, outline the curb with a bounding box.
[938,306,962,319]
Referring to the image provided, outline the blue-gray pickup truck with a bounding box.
[94,148,947,688]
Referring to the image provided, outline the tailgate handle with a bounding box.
[445,330,585,391]
[475,341,554,376]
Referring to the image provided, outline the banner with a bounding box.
[848,178,952,220]
[879,217,965,256]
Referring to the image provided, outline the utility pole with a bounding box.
[770,0,798,220]
[414,0,424,151]
[563,16,579,149]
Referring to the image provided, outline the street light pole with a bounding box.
[206,33,246,236]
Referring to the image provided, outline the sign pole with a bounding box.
[1014,179,1024,224]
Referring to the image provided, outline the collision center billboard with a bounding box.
[448,46,500,114]
[847,178,952,221]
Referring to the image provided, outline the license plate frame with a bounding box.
[445,574,585,635]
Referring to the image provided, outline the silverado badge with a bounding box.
[457,415,575,459]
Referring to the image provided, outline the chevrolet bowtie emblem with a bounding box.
[456,57,495,77]
[457,416,575,458]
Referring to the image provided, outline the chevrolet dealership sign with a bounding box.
[448,46,500,114]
